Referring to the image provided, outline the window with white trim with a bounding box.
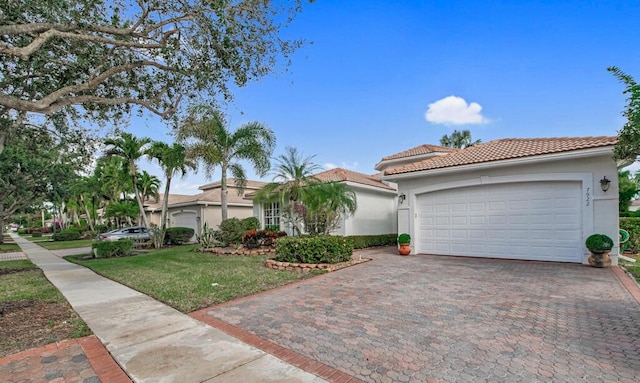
[263,202,280,229]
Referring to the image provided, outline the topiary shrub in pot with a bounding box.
[398,233,411,256]
[585,234,614,268]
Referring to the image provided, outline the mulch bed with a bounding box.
[0,269,88,357]
[0,299,84,357]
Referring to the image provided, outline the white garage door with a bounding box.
[416,181,582,262]
[172,211,198,241]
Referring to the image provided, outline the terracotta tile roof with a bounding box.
[385,136,617,175]
[144,186,253,210]
[314,168,396,190]
[198,178,268,190]
[381,144,459,161]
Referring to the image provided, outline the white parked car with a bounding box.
[96,226,152,242]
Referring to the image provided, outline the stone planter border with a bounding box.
[265,257,370,273]
[201,247,276,256]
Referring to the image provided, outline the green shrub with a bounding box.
[31,231,42,237]
[242,217,260,231]
[585,234,614,253]
[197,223,222,248]
[52,230,81,241]
[218,218,244,245]
[94,224,109,234]
[398,233,411,244]
[17,228,28,235]
[165,227,195,245]
[92,240,133,258]
[242,229,287,248]
[275,236,353,264]
[265,224,280,231]
[348,234,397,249]
[620,217,640,253]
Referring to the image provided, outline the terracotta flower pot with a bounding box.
[588,251,611,268]
[398,243,411,256]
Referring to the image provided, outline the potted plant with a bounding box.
[585,234,614,268]
[398,233,411,256]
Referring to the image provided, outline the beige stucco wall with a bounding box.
[390,153,619,264]
[201,204,254,231]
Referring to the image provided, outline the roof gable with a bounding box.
[385,136,617,176]
[381,144,459,161]
[314,168,396,191]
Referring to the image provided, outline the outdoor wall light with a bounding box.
[600,176,611,192]
[398,193,406,204]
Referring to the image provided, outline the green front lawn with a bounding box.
[67,246,312,313]
[0,243,21,253]
[37,239,94,250]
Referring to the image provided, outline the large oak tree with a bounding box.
[0,0,310,153]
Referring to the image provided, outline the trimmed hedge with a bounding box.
[31,231,42,237]
[585,234,614,253]
[165,227,195,245]
[347,234,397,249]
[92,240,133,258]
[275,236,353,264]
[52,230,81,241]
[620,217,640,253]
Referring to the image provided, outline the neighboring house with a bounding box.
[145,179,267,237]
[252,168,398,236]
[629,199,640,212]
[380,136,620,265]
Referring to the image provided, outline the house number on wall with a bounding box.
[585,187,590,207]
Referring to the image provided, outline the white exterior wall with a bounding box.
[341,185,397,236]
[253,184,398,236]
[391,153,619,264]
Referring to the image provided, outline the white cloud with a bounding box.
[425,95,490,125]
[323,161,358,170]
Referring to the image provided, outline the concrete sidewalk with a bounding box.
[10,233,326,383]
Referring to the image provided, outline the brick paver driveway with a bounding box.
[203,248,640,382]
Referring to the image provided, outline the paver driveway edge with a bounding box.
[612,266,640,304]
[190,310,365,383]
[0,335,131,383]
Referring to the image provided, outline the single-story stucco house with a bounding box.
[144,179,267,236]
[379,136,620,265]
[252,168,398,236]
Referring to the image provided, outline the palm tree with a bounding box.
[254,147,322,234]
[104,132,152,227]
[70,176,97,232]
[303,182,357,235]
[94,156,130,202]
[137,171,161,203]
[147,141,197,244]
[439,129,481,148]
[176,105,275,221]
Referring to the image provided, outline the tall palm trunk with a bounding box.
[129,161,150,228]
[80,194,95,232]
[221,164,228,221]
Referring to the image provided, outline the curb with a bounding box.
[611,266,640,305]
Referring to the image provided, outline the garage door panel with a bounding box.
[417,181,582,263]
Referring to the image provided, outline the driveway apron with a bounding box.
[203,248,640,383]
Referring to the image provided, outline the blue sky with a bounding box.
[128,0,640,194]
